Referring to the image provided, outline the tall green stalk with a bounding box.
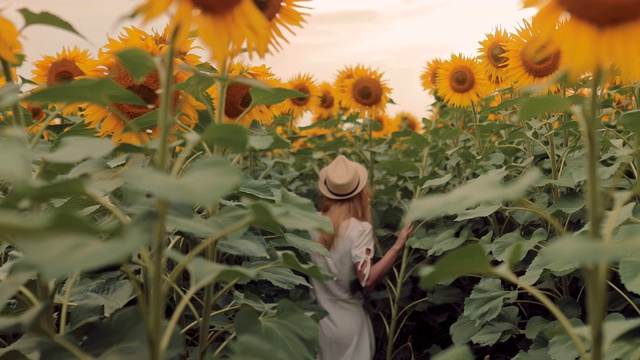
[147,30,177,360]
[583,69,607,360]
[385,247,411,360]
[1,58,24,129]
[199,60,228,359]
[368,119,375,196]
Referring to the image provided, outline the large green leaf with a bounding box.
[432,346,474,360]
[122,158,241,205]
[41,136,114,163]
[492,228,547,264]
[519,94,572,121]
[0,271,35,313]
[62,272,136,316]
[408,169,540,221]
[419,244,492,289]
[470,306,520,346]
[234,299,318,360]
[24,78,146,107]
[464,278,518,323]
[256,267,310,289]
[200,123,249,152]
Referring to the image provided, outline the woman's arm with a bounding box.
[355,222,413,291]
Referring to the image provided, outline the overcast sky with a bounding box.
[4,0,536,119]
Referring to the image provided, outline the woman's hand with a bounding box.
[392,221,414,251]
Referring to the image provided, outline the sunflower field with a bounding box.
[3,1,640,359]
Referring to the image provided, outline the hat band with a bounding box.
[325,179,361,198]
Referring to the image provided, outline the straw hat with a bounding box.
[318,155,368,200]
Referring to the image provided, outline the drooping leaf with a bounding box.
[249,87,307,107]
[200,123,249,152]
[19,8,86,40]
[166,249,260,289]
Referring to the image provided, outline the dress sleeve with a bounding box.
[350,220,374,287]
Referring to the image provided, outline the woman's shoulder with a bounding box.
[341,217,372,233]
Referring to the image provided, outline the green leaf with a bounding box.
[256,267,310,289]
[167,249,259,289]
[492,228,547,264]
[200,123,249,153]
[421,174,453,189]
[41,136,114,163]
[525,316,550,340]
[114,48,156,82]
[18,8,86,40]
[519,94,572,120]
[234,299,319,360]
[419,244,492,289]
[546,193,585,214]
[470,306,520,346]
[122,158,241,205]
[619,110,640,135]
[24,78,146,107]
[450,315,481,346]
[455,201,501,221]
[275,232,331,258]
[248,135,275,150]
[0,83,20,107]
[0,304,45,333]
[249,87,307,107]
[377,160,419,174]
[464,278,518,323]
[408,169,540,221]
[431,346,474,360]
[122,109,158,132]
[620,255,640,295]
[63,272,136,316]
[229,334,289,360]
[0,271,35,313]
[218,232,269,258]
[249,191,332,234]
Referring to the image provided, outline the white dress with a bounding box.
[310,217,375,360]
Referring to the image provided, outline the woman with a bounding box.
[310,155,413,360]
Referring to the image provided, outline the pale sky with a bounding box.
[4,0,536,119]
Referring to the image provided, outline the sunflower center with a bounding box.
[253,0,282,21]
[448,67,475,93]
[520,42,561,79]
[225,83,252,119]
[110,62,161,120]
[46,59,85,86]
[320,89,334,109]
[28,105,45,121]
[190,0,243,15]
[351,78,383,106]
[291,84,310,106]
[559,0,640,27]
[488,43,507,68]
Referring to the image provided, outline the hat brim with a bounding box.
[318,161,368,200]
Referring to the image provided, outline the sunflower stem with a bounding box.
[368,118,375,197]
[583,68,607,360]
[471,102,482,154]
[148,26,178,360]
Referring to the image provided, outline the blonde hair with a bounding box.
[317,187,372,250]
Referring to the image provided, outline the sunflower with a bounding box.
[335,65,391,118]
[311,82,339,120]
[207,61,284,126]
[0,13,22,64]
[136,0,270,65]
[370,113,397,138]
[31,46,102,115]
[524,0,640,80]
[477,27,511,91]
[420,58,444,93]
[394,111,420,132]
[22,103,59,141]
[83,26,204,145]
[253,0,309,51]
[502,20,564,93]
[435,54,490,108]
[282,72,320,122]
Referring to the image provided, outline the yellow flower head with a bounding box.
[502,20,563,93]
[253,0,310,51]
[312,82,339,120]
[0,13,22,64]
[207,61,284,126]
[282,72,321,122]
[524,0,640,80]
[136,0,270,65]
[31,46,103,115]
[394,111,421,132]
[335,65,391,118]
[83,26,204,145]
[477,27,511,91]
[435,54,490,108]
[370,112,398,138]
[420,58,444,93]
